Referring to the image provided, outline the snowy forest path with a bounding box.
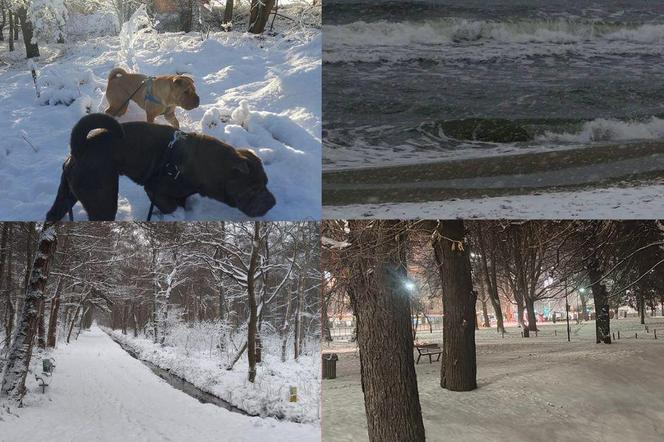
[2,326,318,441]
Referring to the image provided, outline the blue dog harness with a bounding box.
[144,77,162,106]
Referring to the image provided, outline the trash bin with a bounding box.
[322,353,339,380]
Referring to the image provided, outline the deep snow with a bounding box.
[107,328,320,423]
[0,26,321,221]
[322,317,664,442]
[0,327,319,441]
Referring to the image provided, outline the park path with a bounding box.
[1,326,318,442]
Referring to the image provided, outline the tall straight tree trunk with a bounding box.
[36,299,46,349]
[8,10,14,52]
[525,296,538,332]
[638,292,646,325]
[1,6,5,41]
[246,222,260,383]
[46,275,65,347]
[0,223,57,405]
[3,226,14,347]
[432,220,477,391]
[16,7,38,58]
[280,279,293,362]
[476,225,505,333]
[321,294,333,342]
[347,220,425,442]
[223,0,234,24]
[587,258,611,344]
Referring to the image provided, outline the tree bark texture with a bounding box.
[346,220,425,442]
[0,223,57,404]
[432,220,477,392]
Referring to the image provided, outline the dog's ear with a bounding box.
[232,159,250,175]
[174,76,194,86]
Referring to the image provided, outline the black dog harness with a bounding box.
[144,130,196,221]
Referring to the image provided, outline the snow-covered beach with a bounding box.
[0,13,321,221]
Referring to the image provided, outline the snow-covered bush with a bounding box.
[36,66,102,106]
[119,4,153,70]
[30,0,68,43]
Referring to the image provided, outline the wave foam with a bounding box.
[538,117,664,143]
[324,18,664,63]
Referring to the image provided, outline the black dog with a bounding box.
[46,113,276,221]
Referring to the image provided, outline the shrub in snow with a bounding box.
[36,67,102,106]
[119,4,153,71]
[30,0,68,43]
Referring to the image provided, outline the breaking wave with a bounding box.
[538,117,664,143]
[324,18,664,63]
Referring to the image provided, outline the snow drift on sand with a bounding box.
[0,28,321,221]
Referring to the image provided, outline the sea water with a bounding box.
[323,0,664,170]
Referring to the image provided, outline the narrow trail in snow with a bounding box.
[1,327,318,442]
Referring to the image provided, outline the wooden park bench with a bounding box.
[415,343,442,364]
[35,357,56,394]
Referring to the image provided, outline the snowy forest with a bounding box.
[322,220,664,441]
[0,221,321,440]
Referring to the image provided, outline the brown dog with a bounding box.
[104,68,200,128]
[46,113,276,221]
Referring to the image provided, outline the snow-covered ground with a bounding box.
[0,327,319,441]
[107,328,320,423]
[0,23,321,221]
[322,317,664,442]
[323,184,664,219]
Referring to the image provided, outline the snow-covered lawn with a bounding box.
[322,318,664,442]
[323,184,664,219]
[107,328,320,423]
[0,327,319,441]
[0,26,321,221]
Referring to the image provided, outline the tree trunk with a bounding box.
[587,258,611,344]
[0,223,57,405]
[36,299,46,349]
[1,6,5,41]
[46,276,64,348]
[66,304,81,344]
[16,7,38,59]
[321,294,333,342]
[432,220,477,391]
[248,0,275,34]
[132,303,138,338]
[481,298,490,328]
[280,279,293,362]
[293,273,302,360]
[223,0,234,24]
[638,291,646,325]
[3,226,14,348]
[516,302,525,329]
[246,222,260,383]
[0,223,8,337]
[525,296,537,332]
[347,220,425,442]
[8,10,14,51]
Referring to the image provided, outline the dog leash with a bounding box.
[146,130,187,221]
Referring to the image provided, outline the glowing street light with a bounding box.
[403,279,416,292]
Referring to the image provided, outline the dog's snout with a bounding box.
[239,190,276,218]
